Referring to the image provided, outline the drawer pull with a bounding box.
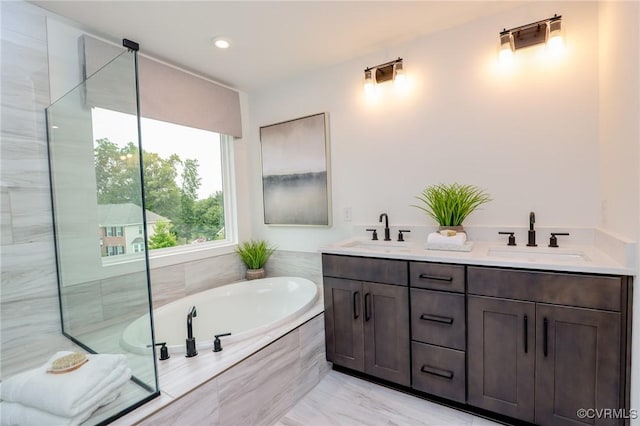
[420,313,454,325]
[418,274,453,283]
[543,318,549,357]
[364,293,372,322]
[524,315,528,354]
[421,365,454,380]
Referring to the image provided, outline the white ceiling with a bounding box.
[31,1,524,92]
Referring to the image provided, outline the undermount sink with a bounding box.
[487,246,590,263]
[341,240,412,253]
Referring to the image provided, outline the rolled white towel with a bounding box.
[426,232,467,246]
[1,390,122,426]
[1,351,131,418]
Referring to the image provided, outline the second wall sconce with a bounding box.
[499,14,563,60]
[364,57,405,93]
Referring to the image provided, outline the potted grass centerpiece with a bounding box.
[412,183,491,231]
[235,239,276,280]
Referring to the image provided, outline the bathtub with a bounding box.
[121,276,318,354]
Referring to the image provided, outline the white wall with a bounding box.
[597,2,640,422]
[598,2,640,240]
[248,2,602,252]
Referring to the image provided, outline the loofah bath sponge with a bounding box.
[47,352,88,374]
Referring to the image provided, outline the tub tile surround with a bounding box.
[150,251,245,309]
[114,309,328,425]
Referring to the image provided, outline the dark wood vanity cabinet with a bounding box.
[322,253,631,426]
[323,255,410,386]
[468,266,630,426]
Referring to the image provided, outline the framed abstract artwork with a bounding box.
[260,113,331,226]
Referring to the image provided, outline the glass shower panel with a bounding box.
[47,49,158,423]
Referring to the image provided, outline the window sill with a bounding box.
[148,242,238,270]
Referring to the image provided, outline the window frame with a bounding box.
[146,134,238,268]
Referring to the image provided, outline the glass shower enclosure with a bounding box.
[46,47,159,423]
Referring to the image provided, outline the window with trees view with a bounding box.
[93,107,232,258]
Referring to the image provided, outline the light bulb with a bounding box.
[547,17,563,55]
[213,37,230,49]
[499,31,514,63]
[393,62,407,88]
[364,68,375,94]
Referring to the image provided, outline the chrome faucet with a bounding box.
[186,306,198,357]
[379,213,391,241]
[527,212,537,247]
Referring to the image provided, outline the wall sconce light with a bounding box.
[499,14,563,56]
[363,57,404,92]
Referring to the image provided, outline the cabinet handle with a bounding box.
[353,291,360,320]
[543,318,548,357]
[420,313,454,325]
[418,274,453,282]
[364,293,371,322]
[524,315,528,354]
[421,365,454,380]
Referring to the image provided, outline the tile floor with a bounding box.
[276,370,503,426]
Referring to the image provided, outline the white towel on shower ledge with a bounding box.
[1,351,131,418]
[0,390,121,426]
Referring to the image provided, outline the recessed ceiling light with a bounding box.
[213,37,230,49]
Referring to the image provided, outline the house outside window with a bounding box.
[93,107,236,261]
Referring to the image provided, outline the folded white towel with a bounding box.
[425,241,474,252]
[427,232,467,246]
[1,390,121,426]
[1,352,131,418]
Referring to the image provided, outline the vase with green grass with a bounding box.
[412,183,491,231]
[235,240,276,280]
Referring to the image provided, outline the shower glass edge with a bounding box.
[46,47,159,424]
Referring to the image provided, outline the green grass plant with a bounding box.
[413,183,491,227]
[235,240,275,270]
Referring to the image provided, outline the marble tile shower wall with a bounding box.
[0,1,74,378]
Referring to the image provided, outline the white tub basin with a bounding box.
[487,246,590,263]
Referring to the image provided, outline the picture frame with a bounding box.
[260,113,331,226]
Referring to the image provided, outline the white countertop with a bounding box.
[321,236,634,276]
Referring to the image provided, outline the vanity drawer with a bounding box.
[410,262,465,293]
[411,289,465,350]
[412,342,466,403]
[467,266,623,311]
[322,254,408,286]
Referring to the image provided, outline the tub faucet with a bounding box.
[379,213,391,241]
[186,306,198,357]
[527,212,537,247]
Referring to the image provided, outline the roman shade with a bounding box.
[81,35,242,138]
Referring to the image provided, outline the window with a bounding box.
[92,108,235,260]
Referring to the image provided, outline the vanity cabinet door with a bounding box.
[535,304,621,426]
[467,295,536,423]
[363,281,410,386]
[324,277,364,372]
